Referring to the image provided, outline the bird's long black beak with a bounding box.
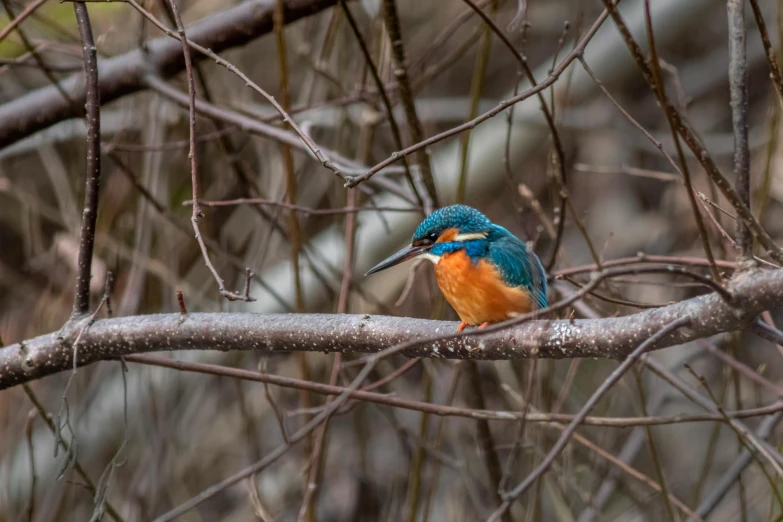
[366,244,430,275]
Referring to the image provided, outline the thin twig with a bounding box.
[124,0,344,180]
[686,412,783,521]
[346,7,610,190]
[749,0,783,108]
[0,0,48,43]
[641,0,722,282]
[457,0,574,269]
[488,318,690,521]
[727,0,754,264]
[339,0,424,211]
[381,0,439,210]
[601,0,783,265]
[22,384,124,522]
[164,0,252,302]
[70,1,102,316]
[119,354,783,428]
[186,198,418,215]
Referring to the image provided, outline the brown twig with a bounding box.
[749,0,783,108]
[118,0,350,181]
[380,0,439,210]
[339,0,424,210]
[644,357,783,474]
[151,323,442,521]
[120,354,783,429]
[641,0,722,282]
[144,75,413,197]
[601,0,783,265]
[186,197,418,215]
[0,0,341,149]
[0,0,48,43]
[489,318,690,521]
[22,384,124,522]
[727,0,754,264]
[164,0,252,302]
[687,411,783,521]
[457,0,573,269]
[346,7,610,189]
[69,1,102,316]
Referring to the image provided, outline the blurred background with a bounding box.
[1,0,783,520]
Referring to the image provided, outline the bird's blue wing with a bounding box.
[487,228,548,309]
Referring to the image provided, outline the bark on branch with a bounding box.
[2,268,782,391]
[0,0,339,149]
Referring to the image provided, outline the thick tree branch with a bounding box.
[2,268,782,390]
[0,0,340,149]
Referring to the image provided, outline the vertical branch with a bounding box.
[24,410,36,522]
[72,1,101,317]
[632,370,677,522]
[727,0,754,264]
[404,364,433,522]
[601,0,783,265]
[639,0,723,282]
[456,0,496,204]
[339,0,426,212]
[464,361,514,522]
[421,364,463,522]
[165,0,251,302]
[274,0,305,315]
[273,2,313,511]
[381,0,439,211]
[748,0,783,108]
[490,318,690,521]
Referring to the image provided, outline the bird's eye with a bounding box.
[414,233,438,247]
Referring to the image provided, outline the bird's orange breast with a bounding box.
[433,249,533,326]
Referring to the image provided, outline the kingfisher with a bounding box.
[366,204,547,332]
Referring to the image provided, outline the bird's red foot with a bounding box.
[457,321,469,332]
[479,322,490,329]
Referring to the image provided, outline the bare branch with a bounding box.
[381,0,439,210]
[2,267,782,390]
[727,0,754,263]
[0,0,341,149]
[71,1,102,317]
[489,318,691,521]
[748,0,783,108]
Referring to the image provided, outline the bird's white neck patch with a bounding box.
[418,253,441,264]
[454,232,487,242]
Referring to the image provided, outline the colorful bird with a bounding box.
[367,204,547,332]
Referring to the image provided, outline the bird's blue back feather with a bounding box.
[486,226,547,309]
[429,222,547,309]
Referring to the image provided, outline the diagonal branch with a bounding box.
[489,317,691,521]
[748,0,783,108]
[0,0,342,149]
[600,0,783,265]
[381,0,439,210]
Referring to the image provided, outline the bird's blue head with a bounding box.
[366,205,495,274]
